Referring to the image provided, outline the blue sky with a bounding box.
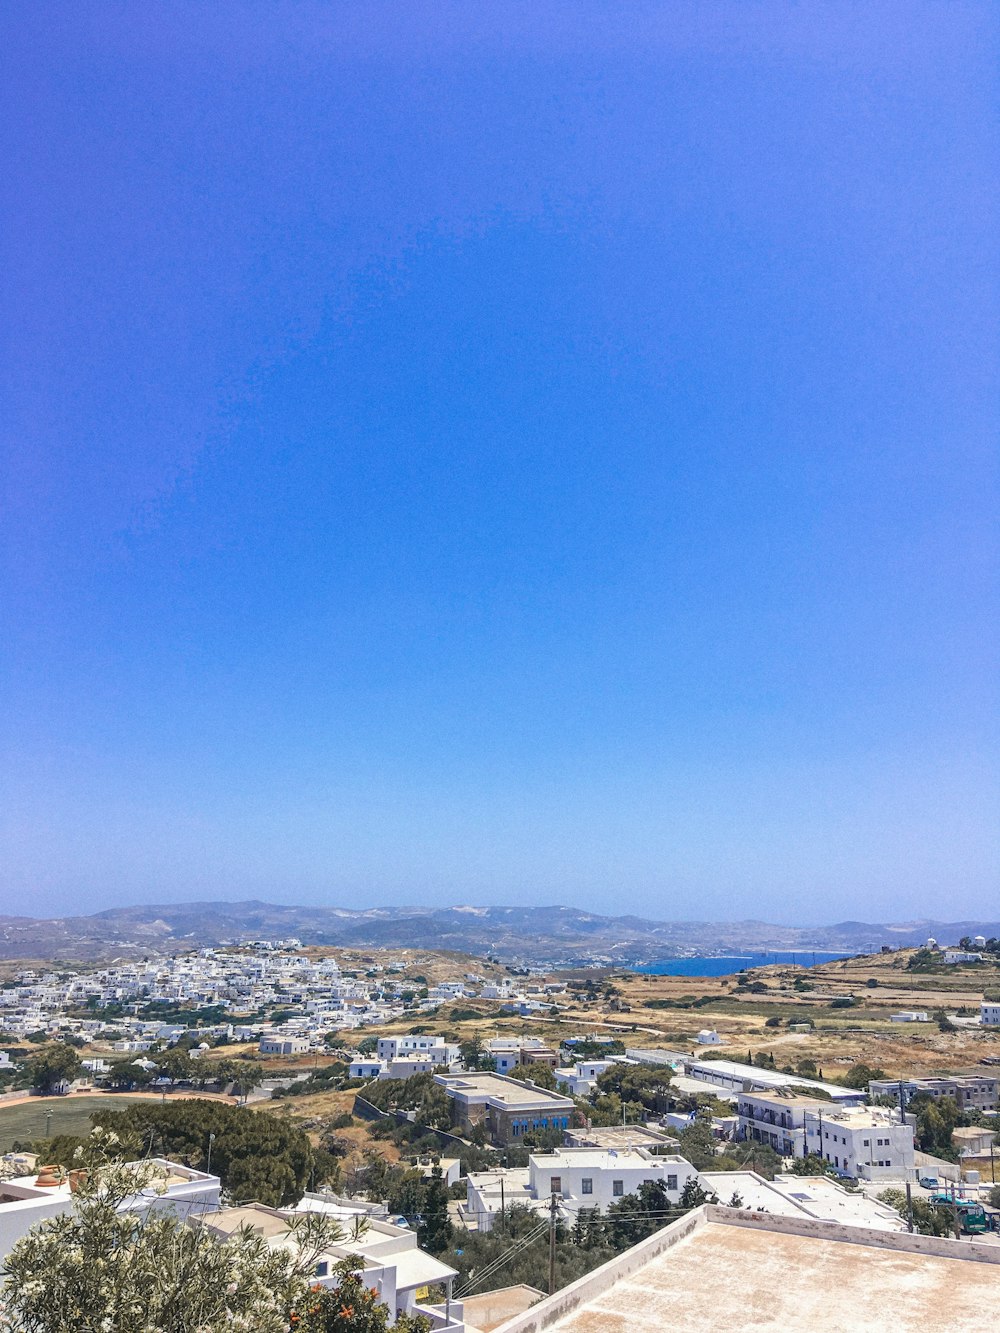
[1,3,997,923]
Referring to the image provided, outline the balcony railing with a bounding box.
[413,1301,465,1331]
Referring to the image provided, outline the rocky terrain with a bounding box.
[1,901,998,964]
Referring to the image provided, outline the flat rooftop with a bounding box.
[530,1148,686,1171]
[565,1126,679,1150]
[495,1211,1000,1332]
[436,1073,574,1108]
[699,1172,905,1231]
[687,1059,858,1100]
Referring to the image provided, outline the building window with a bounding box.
[314,1262,329,1277]
[613,1180,624,1197]
[667,1174,678,1191]
[581,1178,593,1195]
[550,1176,562,1194]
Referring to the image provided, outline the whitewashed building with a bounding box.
[738,1091,915,1181]
[0,1160,221,1262]
[464,1146,696,1231]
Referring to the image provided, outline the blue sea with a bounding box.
[634,951,854,977]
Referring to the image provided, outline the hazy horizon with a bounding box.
[3,891,999,933]
[2,4,997,922]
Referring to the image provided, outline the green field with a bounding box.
[0,1096,151,1153]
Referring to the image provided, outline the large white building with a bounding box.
[683,1057,864,1104]
[464,1146,696,1231]
[377,1035,460,1067]
[981,1002,1000,1025]
[485,1203,1000,1333]
[435,1072,575,1146]
[737,1091,915,1181]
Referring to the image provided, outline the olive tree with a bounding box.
[0,1131,351,1333]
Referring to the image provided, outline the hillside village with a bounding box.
[2,938,1000,1328]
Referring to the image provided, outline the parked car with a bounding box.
[918,1176,939,1189]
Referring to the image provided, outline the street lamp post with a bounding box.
[206,1132,216,1177]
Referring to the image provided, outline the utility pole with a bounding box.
[905,1181,914,1233]
[549,1191,558,1296]
[500,1176,505,1232]
[206,1131,216,1177]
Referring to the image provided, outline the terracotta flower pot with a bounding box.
[68,1169,89,1193]
[35,1165,65,1187]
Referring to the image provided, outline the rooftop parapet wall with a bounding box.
[488,1208,707,1333]
[490,1204,1000,1333]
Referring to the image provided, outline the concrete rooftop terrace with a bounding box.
[493,1206,1000,1333]
[435,1073,575,1108]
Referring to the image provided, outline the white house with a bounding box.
[464,1147,696,1231]
[258,1036,311,1056]
[0,1159,221,1263]
[890,1012,929,1023]
[350,1058,386,1080]
[196,1202,464,1329]
[981,1002,1000,1026]
[529,1147,696,1213]
[696,1030,722,1046]
[943,951,983,965]
[381,1056,445,1080]
[377,1036,459,1067]
[483,1036,547,1075]
[554,1059,621,1098]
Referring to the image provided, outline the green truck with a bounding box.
[928,1195,990,1234]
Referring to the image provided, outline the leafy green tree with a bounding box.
[594,1065,672,1112]
[222,1058,265,1102]
[788,1153,837,1177]
[909,1093,961,1159]
[418,1166,453,1253]
[877,1188,954,1237]
[155,1047,195,1083]
[28,1043,82,1094]
[679,1179,716,1208]
[0,1140,334,1333]
[107,1059,156,1090]
[839,1062,884,1090]
[458,1037,490,1070]
[414,1082,453,1130]
[676,1120,718,1170]
[89,1101,313,1206]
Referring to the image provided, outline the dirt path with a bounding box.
[0,1088,237,1111]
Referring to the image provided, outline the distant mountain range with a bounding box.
[0,901,997,965]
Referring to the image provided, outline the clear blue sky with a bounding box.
[2,3,997,924]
